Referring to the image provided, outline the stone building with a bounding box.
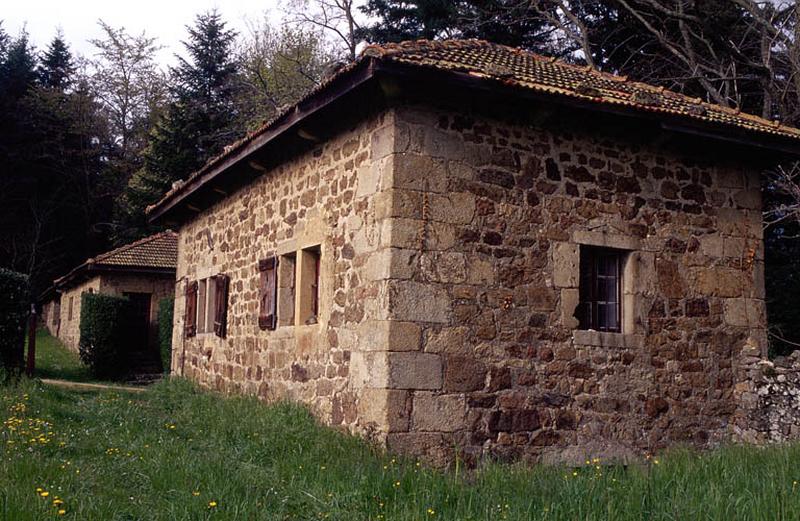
[148,40,800,464]
[44,232,177,372]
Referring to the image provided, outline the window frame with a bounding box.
[578,246,624,333]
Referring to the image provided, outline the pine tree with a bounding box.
[38,33,74,91]
[116,10,242,243]
[357,0,553,51]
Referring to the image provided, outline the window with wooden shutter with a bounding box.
[213,274,230,338]
[185,281,198,337]
[258,257,278,330]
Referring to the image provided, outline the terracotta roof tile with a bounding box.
[148,39,800,216]
[92,231,178,269]
[363,39,800,140]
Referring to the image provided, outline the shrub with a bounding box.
[158,297,174,374]
[0,269,30,376]
[79,293,131,379]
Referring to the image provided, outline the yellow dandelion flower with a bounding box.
[57,509,66,516]
[40,491,49,498]
[192,491,200,496]
[393,481,401,488]
[36,487,43,493]
[427,508,436,516]
[53,499,64,506]
[208,500,218,508]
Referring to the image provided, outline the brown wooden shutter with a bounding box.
[258,257,278,330]
[213,274,230,338]
[184,281,198,337]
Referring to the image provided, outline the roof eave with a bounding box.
[148,56,800,225]
[147,58,379,224]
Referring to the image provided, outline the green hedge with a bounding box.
[0,269,30,376]
[158,297,174,374]
[79,293,131,379]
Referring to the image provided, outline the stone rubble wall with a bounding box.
[734,351,800,443]
[172,110,398,435]
[377,101,767,465]
[170,95,771,466]
[41,299,60,337]
[56,277,102,352]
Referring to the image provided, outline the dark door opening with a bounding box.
[123,292,160,373]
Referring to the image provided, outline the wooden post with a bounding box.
[26,304,36,377]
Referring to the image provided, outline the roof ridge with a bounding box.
[93,230,177,266]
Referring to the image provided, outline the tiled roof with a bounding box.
[54,231,177,289]
[148,39,800,217]
[364,40,800,140]
[91,231,178,269]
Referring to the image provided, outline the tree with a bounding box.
[117,10,243,243]
[357,0,556,54]
[38,31,74,90]
[237,18,335,129]
[90,21,165,164]
[0,31,110,296]
[287,0,363,61]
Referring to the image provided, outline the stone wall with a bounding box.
[171,98,767,465]
[56,277,101,352]
[733,350,800,442]
[171,109,397,433]
[56,273,174,353]
[41,298,60,337]
[371,102,766,465]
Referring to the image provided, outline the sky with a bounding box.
[3,0,285,67]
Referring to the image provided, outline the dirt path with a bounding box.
[40,378,147,393]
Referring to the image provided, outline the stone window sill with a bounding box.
[572,329,643,349]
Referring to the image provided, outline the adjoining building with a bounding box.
[147,40,800,464]
[42,231,178,373]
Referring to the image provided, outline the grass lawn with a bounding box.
[28,328,93,382]
[2,335,800,519]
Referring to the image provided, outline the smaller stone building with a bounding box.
[43,232,177,371]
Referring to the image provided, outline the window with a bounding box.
[278,253,296,327]
[258,257,278,330]
[298,246,321,325]
[204,279,216,333]
[577,246,624,333]
[68,296,74,321]
[186,276,230,337]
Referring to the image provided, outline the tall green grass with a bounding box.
[27,328,93,382]
[1,376,800,520]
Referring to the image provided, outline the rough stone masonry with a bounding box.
[167,91,774,465]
